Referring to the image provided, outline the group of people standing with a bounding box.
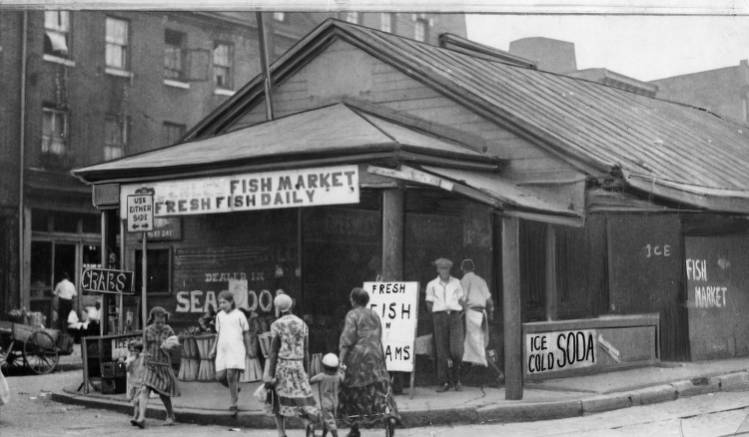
[124,256,494,436]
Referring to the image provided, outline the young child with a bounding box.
[209,290,251,413]
[310,353,344,437]
[125,340,145,424]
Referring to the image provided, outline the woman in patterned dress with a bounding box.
[133,306,180,428]
[264,293,318,437]
[339,287,400,437]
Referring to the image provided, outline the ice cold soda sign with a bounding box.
[525,329,597,375]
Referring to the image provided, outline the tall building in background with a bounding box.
[651,60,749,125]
[0,11,467,317]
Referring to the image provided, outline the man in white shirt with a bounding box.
[425,257,465,392]
[460,258,494,367]
[53,272,76,332]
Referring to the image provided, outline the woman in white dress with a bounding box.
[209,290,251,413]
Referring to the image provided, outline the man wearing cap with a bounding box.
[425,257,465,392]
[460,259,494,367]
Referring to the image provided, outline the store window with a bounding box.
[105,17,129,70]
[30,242,53,299]
[164,29,185,80]
[42,107,68,155]
[104,115,128,160]
[135,248,171,294]
[380,13,393,32]
[162,122,185,146]
[414,18,428,42]
[44,11,71,57]
[212,42,233,89]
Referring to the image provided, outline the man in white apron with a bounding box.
[460,259,494,367]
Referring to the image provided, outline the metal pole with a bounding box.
[100,212,107,337]
[256,12,274,121]
[141,232,147,346]
[118,218,125,333]
[18,11,28,310]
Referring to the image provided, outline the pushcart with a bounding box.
[0,320,66,374]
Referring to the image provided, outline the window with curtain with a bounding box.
[380,13,393,32]
[105,17,129,69]
[42,107,68,155]
[104,115,127,160]
[212,42,233,89]
[44,11,71,57]
[164,29,184,80]
[342,12,359,23]
[414,18,428,42]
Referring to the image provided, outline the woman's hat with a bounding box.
[274,293,293,313]
[322,353,339,368]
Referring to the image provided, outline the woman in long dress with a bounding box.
[339,287,400,437]
[264,293,318,437]
[134,306,180,428]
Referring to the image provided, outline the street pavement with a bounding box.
[4,370,749,436]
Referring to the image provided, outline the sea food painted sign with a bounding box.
[525,329,597,375]
[120,165,359,218]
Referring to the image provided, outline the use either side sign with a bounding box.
[363,282,419,372]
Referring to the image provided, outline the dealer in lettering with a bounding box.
[425,257,465,392]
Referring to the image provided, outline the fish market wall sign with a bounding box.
[120,165,359,217]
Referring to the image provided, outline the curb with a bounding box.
[51,370,749,428]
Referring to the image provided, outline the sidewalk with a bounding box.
[51,357,749,428]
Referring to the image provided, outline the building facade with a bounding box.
[652,59,749,125]
[0,11,466,320]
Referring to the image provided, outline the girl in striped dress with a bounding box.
[133,306,180,428]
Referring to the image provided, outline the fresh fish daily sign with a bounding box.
[119,165,360,218]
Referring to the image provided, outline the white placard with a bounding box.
[525,329,597,375]
[126,194,154,232]
[363,281,419,372]
[120,165,359,218]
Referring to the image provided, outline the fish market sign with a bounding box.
[120,165,359,217]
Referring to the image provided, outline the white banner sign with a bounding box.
[120,165,360,218]
[525,329,597,375]
[363,281,419,372]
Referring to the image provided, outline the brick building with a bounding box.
[651,59,749,125]
[0,11,466,319]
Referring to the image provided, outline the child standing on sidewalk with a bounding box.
[310,353,345,437]
[125,340,145,425]
[210,290,252,413]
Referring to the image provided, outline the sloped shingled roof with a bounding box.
[184,19,749,213]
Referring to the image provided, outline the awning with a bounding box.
[72,102,503,184]
[368,165,584,226]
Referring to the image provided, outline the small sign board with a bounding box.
[127,194,154,232]
[81,268,134,295]
[525,329,597,376]
[362,281,419,372]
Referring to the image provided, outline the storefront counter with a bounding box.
[523,314,659,380]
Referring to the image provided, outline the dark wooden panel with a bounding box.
[685,234,749,359]
[607,213,688,360]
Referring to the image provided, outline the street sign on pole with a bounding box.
[126,194,154,232]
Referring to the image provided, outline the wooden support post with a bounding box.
[502,215,523,400]
[381,187,412,397]
[381,188,404,281]
[118,218,126,333]
[545,224,558,321]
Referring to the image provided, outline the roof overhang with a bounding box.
[72,102,504,185]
